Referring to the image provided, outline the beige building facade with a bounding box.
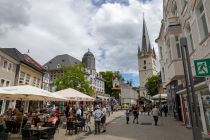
[156,0,210,137]
[0,48,45,113]
[0,51,19,87]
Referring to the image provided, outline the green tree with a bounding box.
[100,71,123,96]
[54,64,94,96]
[145,75,161,96]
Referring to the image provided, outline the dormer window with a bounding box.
[57,64,61,68]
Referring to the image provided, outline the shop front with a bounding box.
[177,79,210,137]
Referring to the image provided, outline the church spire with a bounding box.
[141,15,152,52]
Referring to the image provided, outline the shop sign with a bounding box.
[194,59,210,77]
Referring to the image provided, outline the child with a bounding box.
[125,109,130,124]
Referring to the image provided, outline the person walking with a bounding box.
[151,106,160,126]
[125,109,130,124]
[132,105,139,124]
[163,105,168,117]
[101,105,107,133]
[93,105,103,135]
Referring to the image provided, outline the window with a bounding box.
[44,66,48,70]
[3,60,8,69]
[175,36,181,58]
[33,77,37,86]
[167,39,172,63]
[6,81,10,87]
[8,63,12,71]
[57,64,61,68]
[19,72,25,85]
[162,68,165,82]
[0,79,5,87]
[159,46,163,59]
[144,60,146,65]
[143,66,146,70]
[25,74,31,85]
[171,2,178,16]
[197,2,209,41]
[37,79,40,87]
[186,24,195,52]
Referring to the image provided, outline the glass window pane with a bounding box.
[201,14,208,38]
[199,4,204,14]
[176,44,181,58]
[3,61,8,69]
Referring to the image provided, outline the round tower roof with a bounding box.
[83,49,94,57]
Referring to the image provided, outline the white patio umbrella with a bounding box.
[152,94,167,100]
[54,88,94,101]
[0,85,67,101]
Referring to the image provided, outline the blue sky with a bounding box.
[0,0,162,87]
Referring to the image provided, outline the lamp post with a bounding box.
[180,37,202,140]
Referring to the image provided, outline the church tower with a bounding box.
[138,17,157,98]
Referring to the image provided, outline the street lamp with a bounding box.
[180,37,202,140]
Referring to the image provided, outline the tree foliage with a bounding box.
[100,71,123,96]
[145,75,161,96]
[54,64,94,96]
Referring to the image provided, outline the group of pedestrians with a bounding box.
[125,104,168,126]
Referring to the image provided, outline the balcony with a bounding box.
[166,16,181,34]
[168,60,184,81]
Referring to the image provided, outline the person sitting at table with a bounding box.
[13,108,23,133]
[48,114,58,125]
[28,107,33,116]
[5,108,13,116]
[55,107,61,117]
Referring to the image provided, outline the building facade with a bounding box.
[138,17,157,99]
[82,50,105,95]
[44,51,105,95]
[44,54,81,91]
[0,48,46,113]
[121,83,139,107]
[156,0,210,137]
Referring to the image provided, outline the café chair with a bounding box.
[41,127,56,140]
[66,121,77,135]
[21,129,38,140]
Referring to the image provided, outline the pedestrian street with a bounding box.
[60,111,193,140]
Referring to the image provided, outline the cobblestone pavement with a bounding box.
[78,114,193,140]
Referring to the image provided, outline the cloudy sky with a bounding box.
[0,0,162,86]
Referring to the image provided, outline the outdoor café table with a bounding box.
[27,127,51,140]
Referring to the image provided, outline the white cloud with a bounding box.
[0,0,162,85]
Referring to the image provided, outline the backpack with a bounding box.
[94,110,102,121]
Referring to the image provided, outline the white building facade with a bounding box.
[156,0,210,137]
[121,83,139,107]
[82,50,105,95]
